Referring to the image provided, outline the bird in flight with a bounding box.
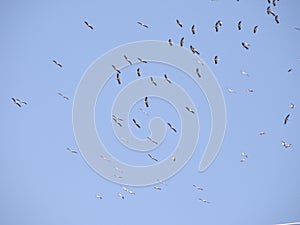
[290,103,295,109]
[247,88,254,93]
[137,21,149,28]
[259,131,266,135]
[272,0,277,6]
[199,198,210,204]
[196,68,201,78]
[150,77,157,86]
[137,57,147,63]
[164,74,172,83]
[118,193,125,199]
[147,137,158,145]
[167,122,177,132]
[168,39,173,46]
[242,42,250,50]
[284,114,290,124]
[132,118,141,128]
[176,19,183,28]
[116,73,121,85]
[241,152,248,158]
[136,68,141,77]
[237,21,242,30]
[267,6,275,16]
[240,158,247,162]
[144,96,149,107]
[96,194,103,199]
[124,55,132,65]
[227,88,236,93]
[281,141,292,148]
[52,59,62,68]
[214,20,222,32]
[58,92,69,100]
[190,45,200,55]
[287,68,293,73]
[191,25,196,34]
[214,55,219,64]
[112,65,121,73]
[84,21,94,29]
[275,15,280,24]
[253,25,259,33]
[148,153,158,162]
[112,115,123,127]
[185,106,195,114]
[241,71,249,76]
[193,184,203,191]
[11,98,27,107]
[295,27,300,31]
[67,147,77,154]
[180,37,184,47]
[154,186,162,190]
[100,155,110,162]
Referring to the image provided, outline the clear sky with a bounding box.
[1,0,299,225]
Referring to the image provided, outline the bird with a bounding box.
[144,96,149,107]
[241,152,248,158]
[259,131,266,135]
[190,45,200,55]
[147,137,158,145]
[241,71,249,76]
[185,106,195,114]
[112,116,122,127]
[121,186,129,192]
[214,55,219,64]
[176,19,183,28]
[237,21,242,30]
[112,115,123,122]
[112,65,121,73]
[136,68,141,77]
[171,156,176,161]
[137,57,147,63]
[118,193,125,199]
[275,15,280,24]
[214,20,222,32]
[191,25,196,34]
[227,88,236,93]
[150,77,157,86]
[284,114,290,124]
[295,27,300,31]
[11,98,27,107]
[58,92,69,100]
[67,147,77,154]
[168,39,173,46]
[199,198,210,203]
[132,118,141,128]
[115,167,123,173]
[281,141,292,148]
[148,153,158,162]
[100,155,110,162]
[84,21,94,29]
[288,68,293,73]
[196,68,201,77]
[167,122,177,132]
[52,59,62,68]
[267,0,271,3]
[154,186,162,190]
[253,25,259,33]
[180,37,184,47]
[124,55,132,65]
[137,21,149,28]
[267,6,275,16]
[272,0,277,6]
[247,88,254,93]
[240,158,247,162]
[242,42,250,50]
[193,184,203,191]
[96,194,103,199]
[164,74,172,83]
[128,190,136,195]
[290,103,295,109]
[116,73,121,85]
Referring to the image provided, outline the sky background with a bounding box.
[1,0,300,224]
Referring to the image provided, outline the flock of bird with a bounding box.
[10,0,297,207]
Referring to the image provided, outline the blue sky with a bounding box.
[1,0,299,224]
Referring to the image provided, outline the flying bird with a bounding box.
[275,15,280,24]
[132,118,141,128]
[100,155,110,162]
[237,21,242,30]
[284,114,290,124]
[11,98,27,107]
[190,45,200,55]
[185,106,195,114]
[148,153,158,162]
[199,198,210,204]
[253,25,259,33]
[180,37,184,47]
[247,88,254,93]
[164,74,172,83]
[259,131,266,135]
[116,73,121,85]
[118,193,125,199]
[112,116,122,127]
[176,19,183,27]
[52,59,62,68]
[227,88,236,93]
[241,152,248,158]
[144,96,149,107]
[67,147,77,154]
[154,186,162,190]
[191,25,196,34]
[272,0,277,6]
[193,184,203,191]
[241,71,249,76]
[137,57,147,63]
[58,92,69,100]
[290,103,295,109]
[168,39,173,46]
[137,22,149,28]
[196,68,201,77]
[281,141,292,148]
[167,122,177,132]
[136,68,141,77]
[240,158,247,162]
[96,194,103,199]
[214,20,222,32]
[242,42,250,50]
[124,55,132,65]
[171,156,176,161]
[150,77,157,86]
[147,137,158,145]
[84,21,94,29]
[214,55,219,64]
[112,65,121,73]
[295,27,300,31]
[267,6,275,16]
[287,68,293,73]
